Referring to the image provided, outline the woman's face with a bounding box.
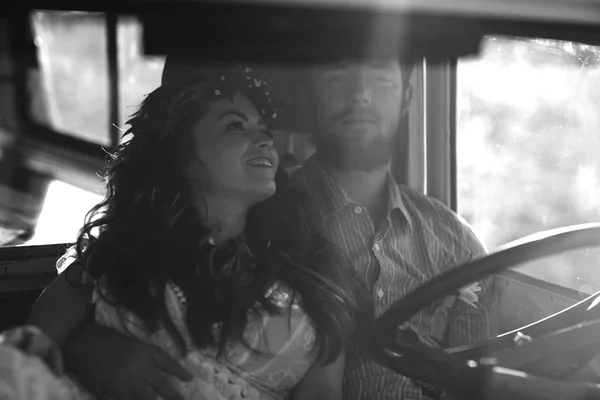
[188,91,279,204]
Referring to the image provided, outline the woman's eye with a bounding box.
[226,121,245,131]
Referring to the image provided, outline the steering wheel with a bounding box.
[372,224,600,400]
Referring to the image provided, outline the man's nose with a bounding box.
[348,76,372,107]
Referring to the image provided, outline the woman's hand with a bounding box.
[63,323,193,400]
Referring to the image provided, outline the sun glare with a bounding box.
[26,180,103,245]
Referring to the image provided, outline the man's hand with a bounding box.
[63,323,193,400]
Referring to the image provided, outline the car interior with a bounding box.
[1,0,600,398]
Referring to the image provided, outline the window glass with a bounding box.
[457,36,600,293]
[31,13,167,145]
[26,180,103,245]
[117,17,165,137]
[31,11,110,145]
[0,184,40,246]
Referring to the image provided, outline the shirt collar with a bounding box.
[386,171,413,227]
[299,156,351,217]
[299,155,413,226]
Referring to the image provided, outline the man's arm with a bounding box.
[444,219,500,348]
[291,351,345,400]
[27,246,192,400]
[26,261,94,347]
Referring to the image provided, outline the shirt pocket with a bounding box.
[428,294,457,315]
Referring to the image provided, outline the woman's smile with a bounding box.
[245,156,273,168]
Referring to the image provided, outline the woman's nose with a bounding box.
[254,130,274,148]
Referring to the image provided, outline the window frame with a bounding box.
[11,10,122,160]
[404,58,458,207]
[395,59,426,192]
[4,10,131,189]
[423,58,457,209]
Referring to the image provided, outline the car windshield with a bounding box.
[1,7,600,298]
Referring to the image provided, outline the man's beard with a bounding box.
[314,132,393,172]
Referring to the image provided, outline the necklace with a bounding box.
[168,279,287,309]
[168,281,187,306]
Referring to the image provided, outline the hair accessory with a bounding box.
[209,64,290,125]
[122,60,296,143]
[159,57,292,128]
[207,236,216,246]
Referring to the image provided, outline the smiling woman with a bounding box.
[2,57,372,400]
[187,93,279,206]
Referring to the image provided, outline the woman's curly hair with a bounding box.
[76,64,373,362]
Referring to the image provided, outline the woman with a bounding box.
[0,59,372,400]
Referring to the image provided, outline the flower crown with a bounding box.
[122,63,294,143]
[212,65,290,125]
[160,60,293,128]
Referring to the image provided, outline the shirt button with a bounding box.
[377,289,385,298]
[373,243,381,252]
[354,206,362,214]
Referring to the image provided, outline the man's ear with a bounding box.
[400,83,414,118]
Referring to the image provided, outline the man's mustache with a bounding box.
[333,107,382,126]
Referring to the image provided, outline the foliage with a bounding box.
[457,36,600,294]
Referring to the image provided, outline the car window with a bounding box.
[25,180,103,245]
[457,36,600,293]
[31,12,166,145]
[7,13,164,247]
[31,11,110,144]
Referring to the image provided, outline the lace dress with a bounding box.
[0,248,318,400]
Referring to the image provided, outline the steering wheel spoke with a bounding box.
[460,365,600,400]
[491,318,600,377]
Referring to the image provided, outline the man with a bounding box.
[291,59,499,399]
